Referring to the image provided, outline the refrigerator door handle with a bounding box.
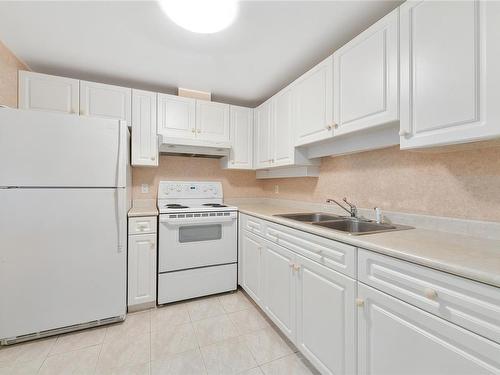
[116,120,127,187]
[116,188,126,253]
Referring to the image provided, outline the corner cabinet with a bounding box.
[131,89,158,167]
[399,0,500,149]
[18,71,80,114]
[222,105,253,169]
[128,216,157,310]
[293,56,333,147]
[333,8,399,136]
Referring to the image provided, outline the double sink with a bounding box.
[274,212,413,235]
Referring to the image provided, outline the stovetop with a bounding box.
[157,181,237,214]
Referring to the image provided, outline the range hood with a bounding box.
[158,134,231,158]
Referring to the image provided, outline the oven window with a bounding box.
[179,224,222,243]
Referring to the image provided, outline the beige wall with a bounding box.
[0,40,28,107]
[1,40,498,223]
[260,145,500,222]
[132,155,265,199]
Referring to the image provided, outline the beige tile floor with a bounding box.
[0,289,319,375]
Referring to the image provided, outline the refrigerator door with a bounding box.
[0,188,127,340]
[0,108,128,188]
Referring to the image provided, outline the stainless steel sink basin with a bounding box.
[313,218,412,235]
[274,212,343,223]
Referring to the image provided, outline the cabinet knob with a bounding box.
[356,298,364,307]
[192,128,196,133]
[424,288,438,300]
[399,130,410,137]
[150,242,155,249]
[293,264,301,271]
[197,129,201,134]
[326,124,332,130]
[150,156,155,161]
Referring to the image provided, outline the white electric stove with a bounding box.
[157,181,238,304]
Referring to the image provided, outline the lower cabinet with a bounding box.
[240,225,356,375]
[296,254,356,375]
[358,283,500,375]
[262,241,296,341]
[240,230,264,305]
[128,217,157,309]
[238,214,500,375]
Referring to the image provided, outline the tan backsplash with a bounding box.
[132,145,500,223]
[259,145,500,222]
[0,40,28,107]
[132,155,265,199]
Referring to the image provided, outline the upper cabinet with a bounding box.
[195,100,230,142]
[131,89,158,167]
[254,100,273,169]
[272,87,295,167]
[399,0,500,149]
[157,93,196,139]
[333,8,399,136]
[225,105,253,169]
[79,81,132,124]
[294,56,333,147]
[18,71,79,114]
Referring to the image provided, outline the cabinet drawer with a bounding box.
[358,249,500,344]
[265,222,356,278]
[240,214,266,236]
[129,216,157,235]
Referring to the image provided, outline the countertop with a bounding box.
[128,199,158,217]
[236,203,500,288]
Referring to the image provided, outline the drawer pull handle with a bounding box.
[356,298,364,307]
[424,288,438,300]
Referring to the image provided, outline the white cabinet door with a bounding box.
[296,254,356,375]
[80,81,132,124]
[400,0,500,149]
[228,105,253,169]
[254,101,273,169]
[293,56,333,146]
[131,89,158,167]
[272,87,294,167]
[262,241,296,341]
[157,93,196,139]
[333,8,398,135]
[240,230,264,305]
[128,233,157,307]
[358,283,500,375]
[196,100,230,142]
[18,71,79,114]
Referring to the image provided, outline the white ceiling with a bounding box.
[0,1,401,107]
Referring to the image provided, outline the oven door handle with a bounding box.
[159,216,237,225]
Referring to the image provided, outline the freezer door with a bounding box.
[0,108,128,187]
[0,188,127,340]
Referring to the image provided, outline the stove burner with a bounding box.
[165,204,189,209]
[202,203,227,207]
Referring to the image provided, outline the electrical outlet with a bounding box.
[274,185,279,194]
[141,184,149,194]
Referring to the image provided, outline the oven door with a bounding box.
[158,212,237,272]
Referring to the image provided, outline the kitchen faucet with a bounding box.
[326,198,358,218]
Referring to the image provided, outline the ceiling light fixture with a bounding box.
[159,0,238,34]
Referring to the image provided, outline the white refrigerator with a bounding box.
[0,108,130,344]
